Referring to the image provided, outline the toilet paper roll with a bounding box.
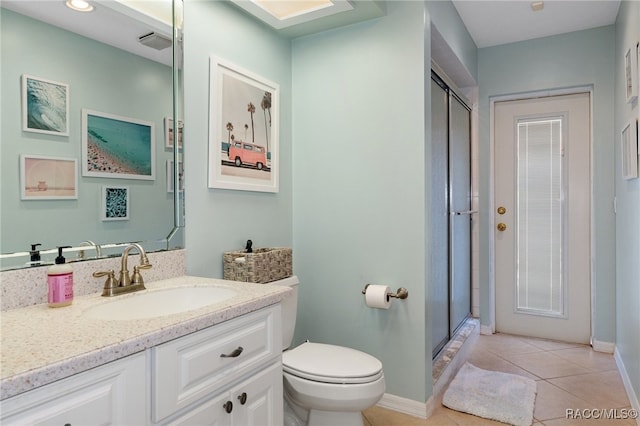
[365,285,392,309]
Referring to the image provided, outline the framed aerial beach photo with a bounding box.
[625,45,638,104]
[22,75,69,136]
[81,109,155,180]
[101,185,130,221]
[164,117,184,149]
[621,120,638,180]
[20,154,77,200]
[166,159,184,193]
[208,56,279,193]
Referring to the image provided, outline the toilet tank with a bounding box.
[271,275,299,351]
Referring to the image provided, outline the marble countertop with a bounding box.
[0,275,290,400]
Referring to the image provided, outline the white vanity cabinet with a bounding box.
[153,304,283,425]
[0,352,147,426]
[0,303,283,426]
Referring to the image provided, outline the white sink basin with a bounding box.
[84,286,237,320]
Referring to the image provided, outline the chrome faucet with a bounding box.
[93,243,152,297]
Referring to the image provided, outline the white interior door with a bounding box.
[494,92,591,343]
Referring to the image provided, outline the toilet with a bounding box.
[273,276,385,426]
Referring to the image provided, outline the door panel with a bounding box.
[494,93,591,343]
[449,96,472,334]
[431,78,450,357]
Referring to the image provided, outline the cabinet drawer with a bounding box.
[0,352,146,426]
[152,304,281,422]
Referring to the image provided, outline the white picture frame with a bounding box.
[166,159,184,193]
[208,56,279,193]
[164,117,183,149]
[82,109,155,181]
[101,185,130,221]
[22,75,69,136]
[20,154,77,200]
[621,120,638,180]
[624,45,638,104]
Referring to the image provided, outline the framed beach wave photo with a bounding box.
[22,75,69,136]
[81,109,155,180]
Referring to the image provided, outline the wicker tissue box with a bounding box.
[223,247,292,283]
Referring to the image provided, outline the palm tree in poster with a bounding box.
[225,122,233,155]
[226,122,234,143]
[261,92,271,153]
[247,102,256,143]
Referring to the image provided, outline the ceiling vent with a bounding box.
[138,32,172,50]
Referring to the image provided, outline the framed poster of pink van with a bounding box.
[208,56,279,193]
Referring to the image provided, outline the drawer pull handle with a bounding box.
[238,392,248,405]
[223,401,233,413]
[220,346,244,358]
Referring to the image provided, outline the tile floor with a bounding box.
[364,333,636,425]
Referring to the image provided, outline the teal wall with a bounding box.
[182,0,478,404]
[1,9,174,254]
[291,1,429,402]
[477,26,617,343]
[427,0,478,82]
[615,0,640,405]
[182,0,293,278]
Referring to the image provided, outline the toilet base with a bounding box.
[284,391,367,426]
[308,409,364,426]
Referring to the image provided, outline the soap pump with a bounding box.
[47,246,74,308]
[29,243,42,265]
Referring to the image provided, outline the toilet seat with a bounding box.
[283,342,383,385]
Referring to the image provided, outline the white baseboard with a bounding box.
[592,339,615,354]
[376,393,427,419]
[480,324,494,335]
[614,348,640,426]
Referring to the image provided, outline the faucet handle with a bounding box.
[131,264,151,286]
[93,270,119,296]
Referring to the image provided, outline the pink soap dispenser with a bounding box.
[47,246,73,308]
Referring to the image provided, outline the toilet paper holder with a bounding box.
[361,284,409,300]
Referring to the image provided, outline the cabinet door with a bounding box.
[166,361,282,426]
[166,392,230,426]
[1,353,147,426]
[231,361,283,426]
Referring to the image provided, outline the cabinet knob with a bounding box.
[223,401,233,413]
[238,392,248,405]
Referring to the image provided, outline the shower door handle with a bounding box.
[452,210,477,216]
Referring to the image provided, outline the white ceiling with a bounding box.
[451,0,621,48]
[1,1,174,66]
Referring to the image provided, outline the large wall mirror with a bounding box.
[0,0,184,271]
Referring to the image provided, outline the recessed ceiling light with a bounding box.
[531,1,544,12]
[65,0,94,12]
[230,0,354,30]
[254,0,334,21]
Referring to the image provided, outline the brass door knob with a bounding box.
[497,206,506,215]
[497,223,507,232]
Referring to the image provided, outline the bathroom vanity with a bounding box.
[0,276,289,425]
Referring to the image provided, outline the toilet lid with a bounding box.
[282,342,383,384]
